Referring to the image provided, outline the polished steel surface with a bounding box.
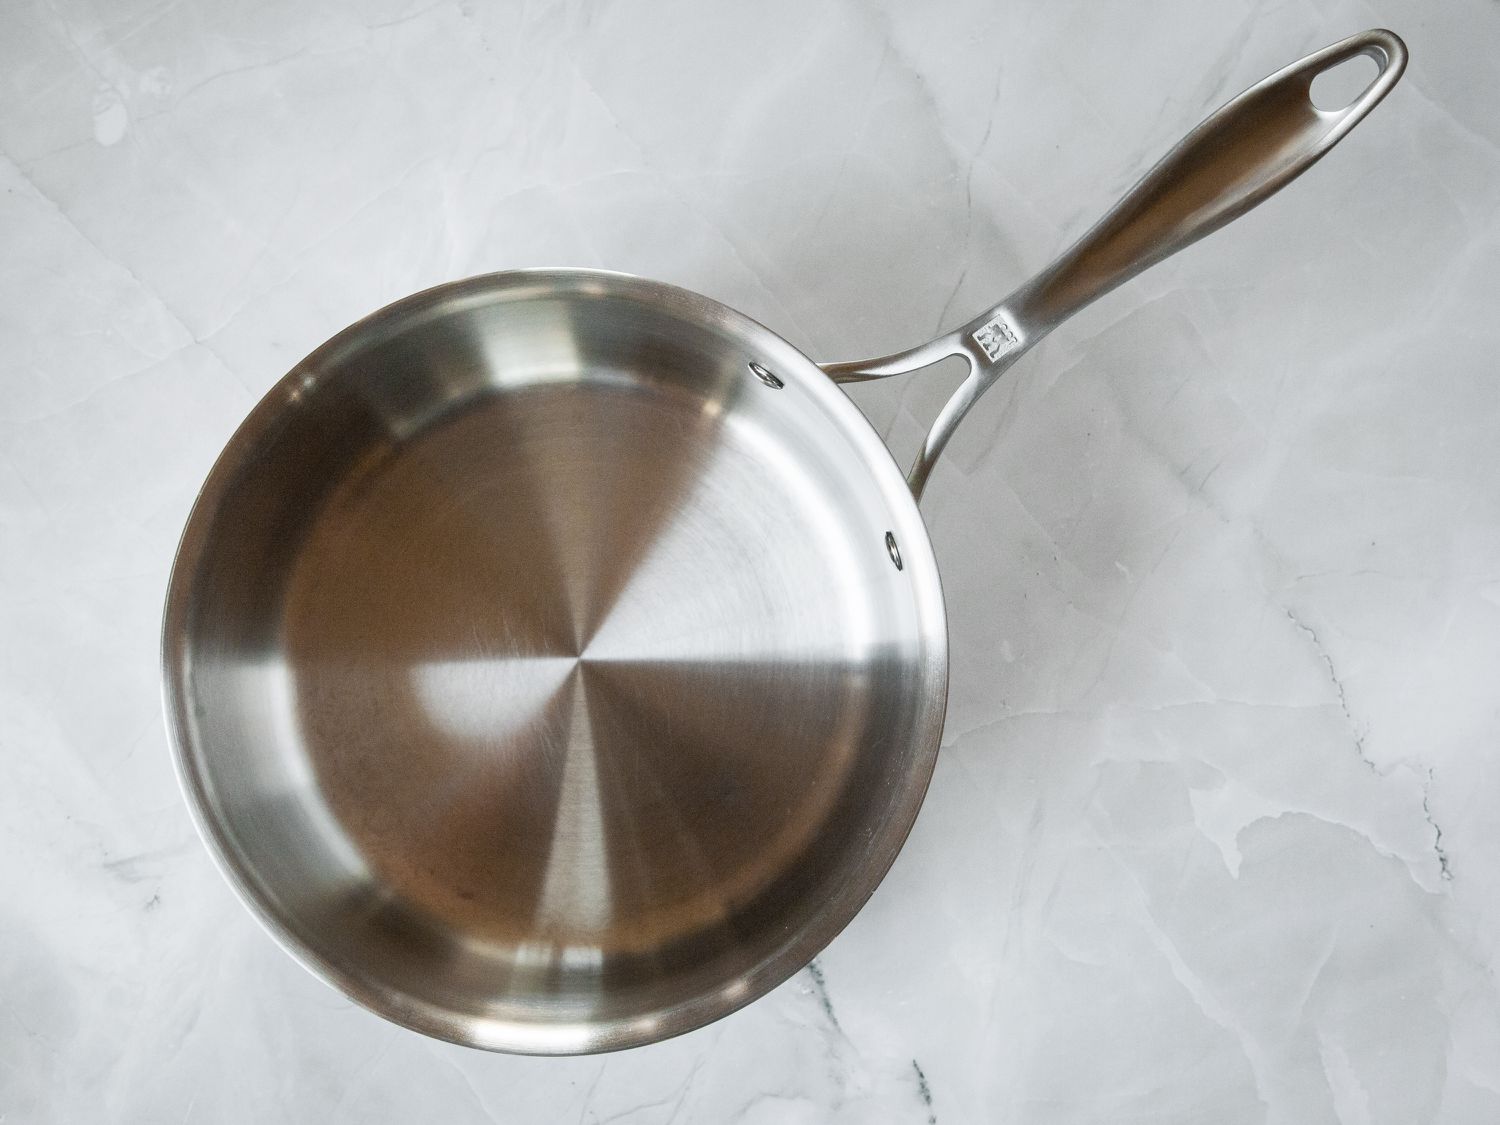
[164,272,948,1054]
[824,29,1406,497]
[164,31,1405,1055]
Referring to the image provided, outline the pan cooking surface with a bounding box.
[165,273,946,1051]
[287,381,891,946]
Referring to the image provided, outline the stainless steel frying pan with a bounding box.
[163,31,1406,1054]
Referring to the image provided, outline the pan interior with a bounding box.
[166,273,945,1052]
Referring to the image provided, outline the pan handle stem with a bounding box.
[821,29,1406,500]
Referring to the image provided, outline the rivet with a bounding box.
[749,361,783,389]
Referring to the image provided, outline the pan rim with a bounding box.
[160,267,949,1054]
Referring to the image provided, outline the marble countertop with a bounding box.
[4,0,1499,1121]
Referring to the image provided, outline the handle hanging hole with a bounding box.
[1310,54,1379,111]
[885,531,903,571]
[749,361,784,389]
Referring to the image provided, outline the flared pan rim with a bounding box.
[160,268,949,1054]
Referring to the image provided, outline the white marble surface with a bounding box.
[4,0,1500,1120]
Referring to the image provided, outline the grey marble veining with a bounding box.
[3,0,1500,1121]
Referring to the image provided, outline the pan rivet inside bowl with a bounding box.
[885,531,903,570]
[748,361,783,389]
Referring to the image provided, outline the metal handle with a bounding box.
[823,29,1407,499]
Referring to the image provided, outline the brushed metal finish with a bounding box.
[165,272,947,1054]
[824,29,1407,497]
[164,31,1405,1056]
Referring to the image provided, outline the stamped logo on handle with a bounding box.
[973,316,1019,362]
